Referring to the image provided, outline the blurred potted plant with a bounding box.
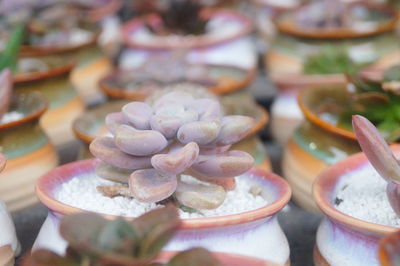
[313,115,400,265]
[34,91,291,264]
[283,65,400,212]
[0,27,58,211]
[27,207,274,265]
[266,0,399,144]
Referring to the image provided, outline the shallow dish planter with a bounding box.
[72,93,271,171]
[266,2,399,144]
[14,58,85,148]
[34,160,291,265]
[99,64,256,101]
[282,85,362,213]
[119,8,256,71]
[313,145,400,266]
[0,92,58,211]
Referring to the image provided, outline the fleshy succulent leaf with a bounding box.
[167,248,221,266]
[134,206,181,260]
[25,249,80,266]
[387,181,400,217]
[0,153,6,172]
[0,69,12,119]
[384,65,400,82]
[352,115,400,183]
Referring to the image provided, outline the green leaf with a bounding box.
[134,206,181,260]
[0,25,24,72]
[167,248,221,266]
[96,218,139,255]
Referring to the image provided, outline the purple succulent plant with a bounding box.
[352,115,400,216]
[90,91,255,210]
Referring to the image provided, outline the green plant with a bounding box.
[0,25,24,72]
[24,207,221,266]
[336,65,400,141]
[303,45,367,75]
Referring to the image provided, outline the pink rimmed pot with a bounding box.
[33,160,291,265]
[313,145,400,266]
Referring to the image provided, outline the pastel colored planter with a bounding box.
[34,161,291,265]
[73,92,271,170]
[119,9,256,71]
[313,145,400,266]
[99,64,256,101]
[266,4,399,90]
[282,86,361,213]
[0,92,58,211]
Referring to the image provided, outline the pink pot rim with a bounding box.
[36,159,291,229]
[121,9,253,50]
[313,144,400,235]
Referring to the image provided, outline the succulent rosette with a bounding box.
[90,90,255,210]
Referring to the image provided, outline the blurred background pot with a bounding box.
[313,146,400,265]
[0,92,58,211]
[266,2,400,144]
[282,85,362,213]
[34,161,291,265]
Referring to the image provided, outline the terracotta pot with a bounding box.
[14,60,85,148]
[156,250,278,266]
[99,64,256,100]
[72,93,271,171]
[313,145,400,266]
[0,92,58,211]
[33,161,291,265]
[282,85,361,213]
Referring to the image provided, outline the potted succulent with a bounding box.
[34,91,291,264]
[0,153,20,266]
[266,0,399,144]
[282,65,400,212]
[73,85,270,170]
[26,207,275,266]
[0,28,59,211]
[119,0,256,72]
[313,115,400,265]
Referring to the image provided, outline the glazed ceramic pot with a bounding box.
[119,9,256,71]
[313,145,400,266]
[156,250,278,266]
[99,64,256,100]
[267,3,399,144]
[0,92,58,211]
[14,57,85,148]
[282,85,361,213]
[33,161,291,265]
[73,93,271,170]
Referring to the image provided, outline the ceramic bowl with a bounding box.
[313,145,400,266]
[0,92,58,211]
[14,60,85,148]
[99,65,256,101]
[73,93,271,170]
[282,85,362,213]
[34,161,291,265]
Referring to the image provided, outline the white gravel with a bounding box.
[0,111,24,124]
[335,163,400,227]
[55,173,268,218]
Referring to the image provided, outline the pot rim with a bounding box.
[121,9,253,50]
[72,102,269,144]
[14,62,74,83]
[297,85,357,140]
[274,2,398,39]
[36,159,291,229]
[0,91,48,130]
[313,144,400,235]
[99,64,256,98]
[269,72,347,89]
